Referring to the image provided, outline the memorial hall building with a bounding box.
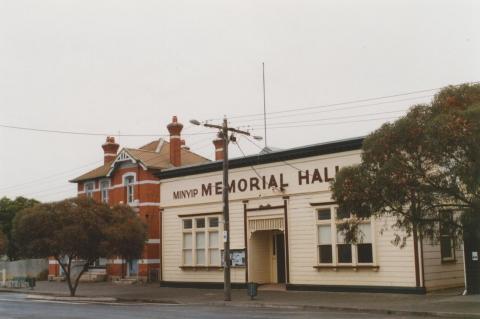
[157,137,464,293]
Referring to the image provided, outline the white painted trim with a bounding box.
[49,260,59,265]
[129,202,161,207]
[137,180,160,185]
[147,239,161,244]
[155,139,165,153]
[78,180,159,194]
[107,149,137,176]
[139,259,160,264]
[104,153,117,156]
[169,135,180,139]
[215,148,224,152]
[107,258,160,265]
[122,172,137,184]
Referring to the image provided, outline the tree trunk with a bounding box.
[57,256,75,297]
[70,263,89,297]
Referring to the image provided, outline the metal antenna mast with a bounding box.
[262,62,267,148]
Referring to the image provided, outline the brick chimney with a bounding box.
[167,116,183,166]
[101,136,119,165]
[213,137,224,161]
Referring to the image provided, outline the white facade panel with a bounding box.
[160,147,464,292]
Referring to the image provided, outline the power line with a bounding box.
[229,95,432,125]
[243,108,408,129]
[234,140,263,180]
[257,115,401,130]
[0,159,103,192]
[206,81,479,121]
[240,135,313,178]
[0,123,216,137]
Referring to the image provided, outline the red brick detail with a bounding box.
[106,263,125,277]
[213,138,224,161]
[102,136,120,165]
[48,263,60,277]
[167,116,183,166]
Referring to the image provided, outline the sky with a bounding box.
[0,0,478,202]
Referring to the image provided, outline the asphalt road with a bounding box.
[0,293,438,319]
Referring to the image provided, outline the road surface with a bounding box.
[0,293,438,319]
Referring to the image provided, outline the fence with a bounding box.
[0,258,48,282]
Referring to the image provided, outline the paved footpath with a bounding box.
[1,281,480,318]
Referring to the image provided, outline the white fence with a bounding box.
[0,258,48,281]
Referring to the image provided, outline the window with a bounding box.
[440,211,455,262]
[337,230,352,263]
[357,223,373,263]
[100,180,110,204]
[317,224,332,263]
[85,182,95,199]
[124,175,135,204]
[316,206,374,265]
[182,215,221,266]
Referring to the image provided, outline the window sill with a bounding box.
[180,266,223,271]
[314,265,379,272]
[441,259,457,264]
[180,265,246,270]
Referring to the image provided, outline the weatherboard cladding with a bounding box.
[156,137,364,179]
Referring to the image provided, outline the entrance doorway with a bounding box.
[127,259,139,277]
[248,230,286,284]
[275,233,286,283]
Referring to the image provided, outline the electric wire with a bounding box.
[0,159,103,192]
[242,108,408,129]
[228,95,432,125]
[0,123,216,137]
[234,140,263,180]
[204,81,479,121]
[11,137,219,201]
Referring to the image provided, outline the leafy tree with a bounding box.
[13,197,146,296]
[0,196,39,260]
[104,205,148,278]
[0,229,7,256]
[331,83,480,246]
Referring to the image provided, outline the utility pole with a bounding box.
[221,118,231,301]
[190,117,262,301]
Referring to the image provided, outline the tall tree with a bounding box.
[13,197,146,296]
[0,229,7,257]
[104,205,148,278]
[0,196,39,260]
[331,83,480,291]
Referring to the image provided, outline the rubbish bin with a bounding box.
[247,282,258,300]
[148,269,159,283]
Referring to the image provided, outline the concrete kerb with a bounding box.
[2,288,479,319]
[205,301,480,319]
[26,294,117,303]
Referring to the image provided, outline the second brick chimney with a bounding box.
[213,137,224,161]
[167,116,183,166]
[101,136,120,165]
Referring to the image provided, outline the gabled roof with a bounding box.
[70,138,210,183]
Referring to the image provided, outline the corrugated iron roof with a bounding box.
[70,139,210,183]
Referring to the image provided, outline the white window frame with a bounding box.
[100,179,110,204]
[181,215,221,267]
[84,181,95,199]
[439,211,456,262]
[315,205,376,266]
[123,173,136,204]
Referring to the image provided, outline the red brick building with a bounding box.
[48,116,209,280]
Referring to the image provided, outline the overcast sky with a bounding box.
[0,0,478,202]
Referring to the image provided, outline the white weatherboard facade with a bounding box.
[159,142,464,292]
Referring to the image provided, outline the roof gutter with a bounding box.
[155,137,364,179]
